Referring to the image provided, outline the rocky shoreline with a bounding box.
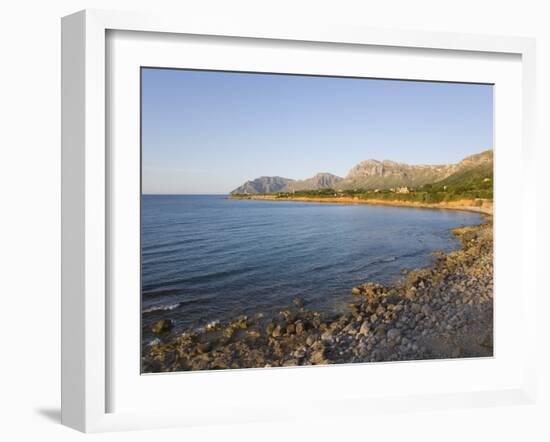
[142,217,493,373]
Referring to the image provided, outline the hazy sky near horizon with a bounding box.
[142,68,493,194]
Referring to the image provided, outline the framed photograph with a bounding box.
[61,9,537,432]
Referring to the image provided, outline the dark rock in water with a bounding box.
[152,319,173,334]
[234,317,248,329]
[348,303,360,315]
[224,326,235,339]
[279,310,292,321]
[362,282,387,298]
[293,297,305,308]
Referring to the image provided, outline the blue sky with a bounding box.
[142,68,493,194]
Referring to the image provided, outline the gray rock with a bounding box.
[387,328,401,342]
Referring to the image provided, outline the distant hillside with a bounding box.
[231,173,342,194]
[231,176,295,194]
[230,150,493,194]
[290,173,343,192]
[339,160,454,190]
[436,150,493,186]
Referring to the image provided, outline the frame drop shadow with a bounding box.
[34,408,61,423]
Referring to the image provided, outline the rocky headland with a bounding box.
[142,217,493,372]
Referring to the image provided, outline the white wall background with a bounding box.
[0,1,548,441]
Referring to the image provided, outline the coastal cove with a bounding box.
[141,195,489,371]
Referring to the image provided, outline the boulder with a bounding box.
[348,303,360,315]
[306,334,318,346]
[321,329,333,341]
[387,328,401,342]
[310,348,326,365]
[272,324,282,338]
[151,319,174,334]
[223,326,234,339]
[385,294,402,305]
[293,297,305,308]
[362,283,386,298]
[342,323,357,335]
[359,321,370,336]
[234,317,248,329]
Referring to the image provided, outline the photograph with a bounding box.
[140,68,494,373]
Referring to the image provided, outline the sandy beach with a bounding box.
[230,194,493,215]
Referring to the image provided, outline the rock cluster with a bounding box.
[142,219,493,373]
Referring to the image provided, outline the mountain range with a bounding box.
[230,150,493,194]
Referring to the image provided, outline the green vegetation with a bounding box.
[233,175,493,203]
[437,164,493,186]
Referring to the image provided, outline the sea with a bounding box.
[141,195,482,339]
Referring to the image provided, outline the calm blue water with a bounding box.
[141,195,482,336]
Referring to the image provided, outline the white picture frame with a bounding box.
[61,9,537,433]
